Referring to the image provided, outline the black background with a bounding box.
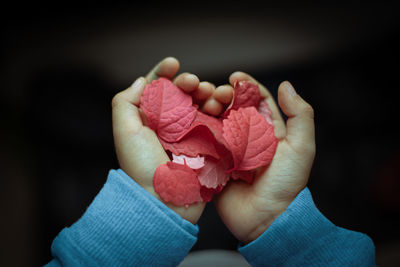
[2,2,400,266]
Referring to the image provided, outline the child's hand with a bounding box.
[214,72,316,244]
[112,57,208,223]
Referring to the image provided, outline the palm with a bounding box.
[214,72,315,243]
[117,126,169,190]
[215,139,310,243]
[116,125,168,193]
[116,123,205,223]
[112,58,211,224]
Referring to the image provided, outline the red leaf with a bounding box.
[140,78,197,142]
[258,100,273,125]
[223,107,278,171]
[223,80,261,117]
[215,184,225,194]
[153,162,202,206]
[182,111,225,146]
[200,186,215,202]
[231,170,255,184]
[159,125,220,159]
[197,154,231,189]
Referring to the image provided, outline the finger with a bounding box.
[193,81,215,101]
[173,72,200,93]
[278,81,315,154]
[112,77,146,135]
[202,96,223,116]
[213,84,234,104]
[145,57,180,82]
[229,71,271,98]
[229,71,286,139]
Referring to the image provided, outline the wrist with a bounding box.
[243,210,284,244]
[243,197,295,244]
[124,170,205,224]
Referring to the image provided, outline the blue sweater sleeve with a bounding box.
[239,188,375,266]
[45,169,199,267]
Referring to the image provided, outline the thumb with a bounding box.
[112,77,146,137]
[278,81,315,155]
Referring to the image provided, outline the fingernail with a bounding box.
[285,81,297,97]
[132,77,144,89]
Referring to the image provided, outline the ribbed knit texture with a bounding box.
[238,187,376,266]
[46,171,375,266]
[46,169,198,267]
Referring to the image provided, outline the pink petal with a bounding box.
[258,100,273,125]
[172,154,205,170]
[197,154,231,189]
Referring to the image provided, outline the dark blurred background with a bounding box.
[2,2,400,266]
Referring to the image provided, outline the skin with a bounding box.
[112,58,316,243]
[193,82,215,100]
[112,57,207,223]
[213,85,234,104]
[214,72,315,244]
[202,96,223,116]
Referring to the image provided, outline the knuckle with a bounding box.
[301,103,314,118]
[111,93,123,108]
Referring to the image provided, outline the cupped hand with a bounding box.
[112,57,209,223]
[214,72,316,244]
